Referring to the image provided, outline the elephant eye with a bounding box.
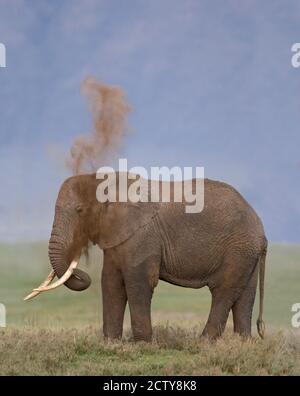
[76,205,83,213]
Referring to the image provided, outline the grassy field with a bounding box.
[0,242,300,375]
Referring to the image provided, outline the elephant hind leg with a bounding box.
[232,264,259,338]
[202,288,236,339]
[203,253,258,339]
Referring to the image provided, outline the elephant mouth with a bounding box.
[24,255,85,301]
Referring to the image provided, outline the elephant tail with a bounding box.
[256,243,267,339]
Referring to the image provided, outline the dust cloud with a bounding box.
[67,77,132,174]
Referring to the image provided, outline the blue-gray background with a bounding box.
[0,0,300,242]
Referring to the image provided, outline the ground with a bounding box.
[0,242,299,375]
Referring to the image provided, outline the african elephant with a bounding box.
[25,172,267,342]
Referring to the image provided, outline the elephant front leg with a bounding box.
[126,283,153,342]
[101,261,127,340]
[125,263,158,342]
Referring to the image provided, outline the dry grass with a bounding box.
[0,325,299,376]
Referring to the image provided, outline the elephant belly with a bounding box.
[159,247,219,288]
[158,231,221,288]
[154,212,225,288]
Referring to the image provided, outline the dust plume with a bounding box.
[67,77,132,174]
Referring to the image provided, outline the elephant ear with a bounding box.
[98,201,160,249]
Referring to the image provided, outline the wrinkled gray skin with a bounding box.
[48,173,267,341]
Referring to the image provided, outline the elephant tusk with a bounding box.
[24,270,56,301]
[33,258,79,293]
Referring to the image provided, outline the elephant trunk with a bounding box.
[48,210,91,292]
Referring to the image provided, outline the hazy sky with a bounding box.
[0,0,300,242]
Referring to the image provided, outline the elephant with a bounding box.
[25,172,267,342]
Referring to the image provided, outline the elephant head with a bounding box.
[24,173,158,300]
